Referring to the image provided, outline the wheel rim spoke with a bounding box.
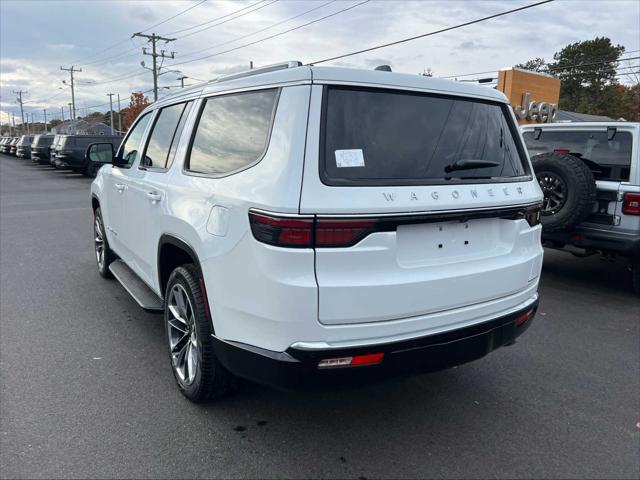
[167,283,199,385]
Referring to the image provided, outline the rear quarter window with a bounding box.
[522,129,632,181]
[321,86,529,186]
[187,89,278,175]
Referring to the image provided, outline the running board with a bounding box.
[109,260,164,311]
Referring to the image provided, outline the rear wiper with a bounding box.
[444,159,501,173]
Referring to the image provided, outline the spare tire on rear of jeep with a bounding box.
[531,152,597,233]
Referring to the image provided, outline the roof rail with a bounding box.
[212,61,303,85]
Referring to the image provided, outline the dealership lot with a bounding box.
[0,156,638,479]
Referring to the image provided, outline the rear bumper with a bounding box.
[543,227,640,257]
[211,299,538,389]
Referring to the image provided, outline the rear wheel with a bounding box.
[532,153,597,233]
[165,264,232,402]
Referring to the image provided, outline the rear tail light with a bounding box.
[523,205,541,227]
[318,353,384,369]
[553,149,571,155]
[249,212,377,248]
[622,193,640,215]
[248,212,314,248]
[315,218,376,247]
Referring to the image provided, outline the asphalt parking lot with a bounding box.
[0,155,638,479]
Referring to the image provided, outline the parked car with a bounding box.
[8,137,20,156]
[15,135,34,159]
[30,134,55,164]
[522,122,640,293]
[49,134,66,167]
[0,137,10,153]
[55,135,122,174]
[89,62,544,402]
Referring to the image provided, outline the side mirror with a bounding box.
[86,143,115,164]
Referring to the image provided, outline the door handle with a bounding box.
[114,183,126,192]
[145,191,162,202]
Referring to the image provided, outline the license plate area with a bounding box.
[396,218,507,267]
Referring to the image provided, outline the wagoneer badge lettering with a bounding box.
[383,187,525,202]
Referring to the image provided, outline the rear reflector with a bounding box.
[622,193,640,215]
[516,309,534,326]
[553,149,571,155]
[318,353,385,369]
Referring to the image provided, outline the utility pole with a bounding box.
[43,109,48,133]
[132,32,176,101]
[68,103,72,123]
[12,89,26,129]
[60,65,82,120]
[26,113,31,135]
[117,94,122,132]
[107,93,115,134]
[11,113,15,135]
[60,106,65,122]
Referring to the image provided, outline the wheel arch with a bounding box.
[157,234,204,297]
[91,194,100,213]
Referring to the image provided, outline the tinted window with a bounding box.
[522,130,632,181]
[322,86,528,185]
[142,101,192,169]
[188,89,278,175]
[118,113,152,167]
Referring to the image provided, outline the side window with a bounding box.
[117,113,152,168]
[141,101,193,169]
[187,89,278,175]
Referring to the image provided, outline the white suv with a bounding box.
[89,62,544,402]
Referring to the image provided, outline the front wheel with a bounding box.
[165,264,232,402]
[94,207,114,278]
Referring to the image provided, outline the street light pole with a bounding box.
[43,108,47,133]
[117,93,122,132]
[107,93,115,135]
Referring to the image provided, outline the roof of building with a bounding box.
[554,110,616,123]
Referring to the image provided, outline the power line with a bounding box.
[173,0,278,40]
[69,0,208,66]
[163,0,266,36]
[176,0,336,61]
[167,0,370,68]
[309,0,555,65]
[144,0,207,32]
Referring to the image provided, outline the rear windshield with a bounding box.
[321,86,529,186]
[522,129,632,181]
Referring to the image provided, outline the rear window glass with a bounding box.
[522,130,632,181]
[322,86,528,186]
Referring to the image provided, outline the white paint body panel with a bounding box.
[91,65,544,353]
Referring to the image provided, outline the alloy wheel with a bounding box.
[94,217,105,270]
[536,171,567,215]
[167,284,199,385]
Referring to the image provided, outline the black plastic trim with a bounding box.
[211,300,538,390]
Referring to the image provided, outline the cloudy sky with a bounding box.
[1,0,638,125]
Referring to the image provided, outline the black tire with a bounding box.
[532,152,597,233]
[93,207,114,278]
[165,264,232,402]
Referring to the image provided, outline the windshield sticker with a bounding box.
[335,149,365,168]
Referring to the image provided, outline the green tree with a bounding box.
[548,37,625,116]
[514,57,547,73]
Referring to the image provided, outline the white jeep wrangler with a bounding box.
[522,122,640,293]
[89,62,544,402]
